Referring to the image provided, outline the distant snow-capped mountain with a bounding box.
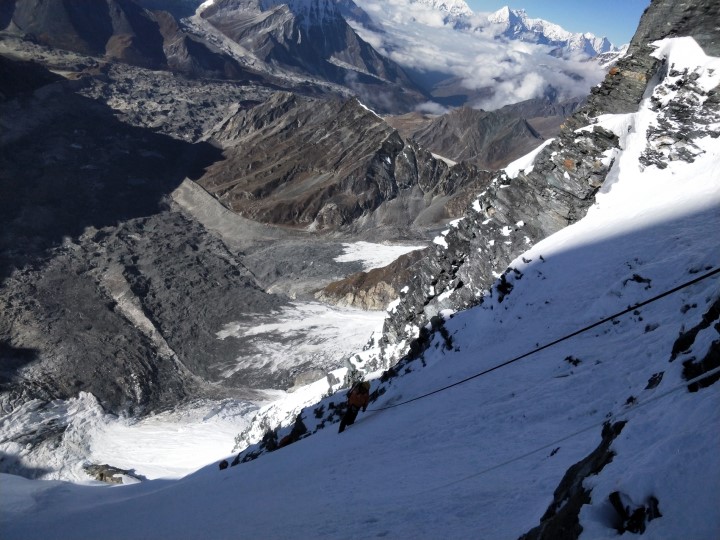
[349,0,612,109]
[411,0,472,17]
[486,6,616,56]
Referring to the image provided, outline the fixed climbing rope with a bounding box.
[369,266,720,412]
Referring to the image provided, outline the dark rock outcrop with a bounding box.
[670,296,720,392]
[84,463,144,484]
[608,491,662,535]
[520,421,626,540]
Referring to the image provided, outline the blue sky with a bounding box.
[466,0,651,46]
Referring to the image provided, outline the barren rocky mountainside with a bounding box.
[198,0,427,112]
[0,0,423,112]
[198,91,494,231]
[1,0,259,79]
[387,96,584,170]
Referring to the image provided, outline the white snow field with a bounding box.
[0,394,261,482]
[333,241,426,271]
[1,38,719,539]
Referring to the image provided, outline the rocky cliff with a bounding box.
[397,96,584,170]
[1,0,257,79]
[199,0,427,112]
[198,91,494,233]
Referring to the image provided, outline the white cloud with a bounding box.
[350,0,607,110]
[415,101,450,115]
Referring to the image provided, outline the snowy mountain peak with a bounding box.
[260,0,342,18]
[487,6,616,56]
[488,5,525,23]
[412,0,473,17]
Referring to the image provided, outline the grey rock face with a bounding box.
[4,0,168,68]
[198,92,494,233]
[200,0,427,112]
[405,97,584,169]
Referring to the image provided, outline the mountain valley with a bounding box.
[1,0,719,538]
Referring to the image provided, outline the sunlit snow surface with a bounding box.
[333,241,426,270]
[0,394,260,482]
[2,38,720,539]
[215,302,386,379]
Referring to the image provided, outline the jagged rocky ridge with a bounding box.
[198,91,494,232]
[362,0,720,372]
[395,96,584,170]
[196,0,428,112]
[368,109,620,369]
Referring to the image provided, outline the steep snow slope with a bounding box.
[1,37,719,539]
